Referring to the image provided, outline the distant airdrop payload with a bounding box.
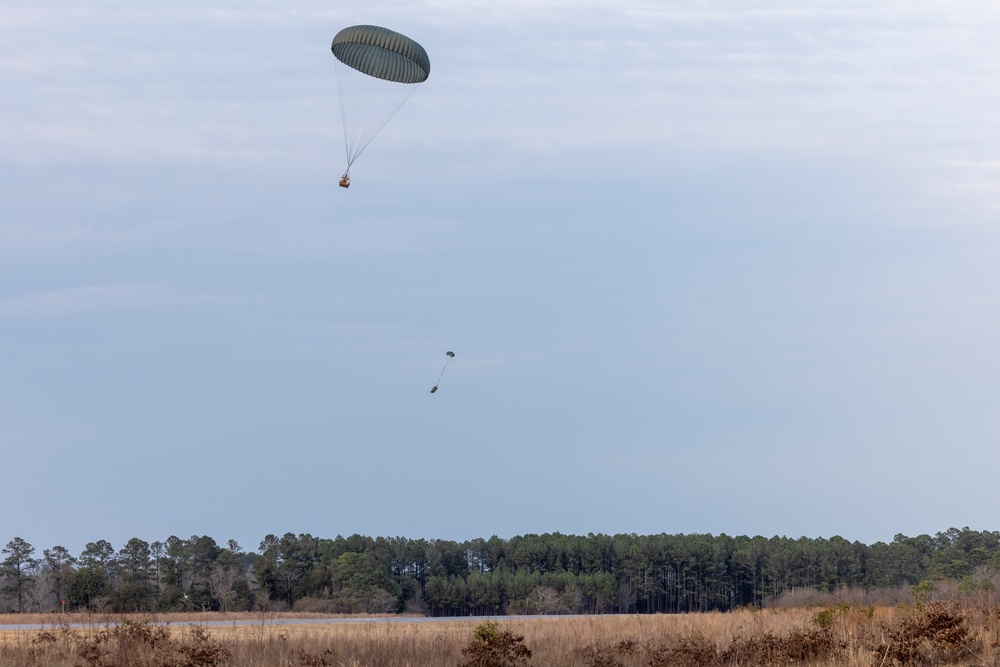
[331,25,431,188]
[430,351,455,394]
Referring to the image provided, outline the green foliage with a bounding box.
[812,603,850,629]
[332,551,402,613]
[911,579,936,608]
[7,526,1000,615]
[1,537,39,612]
[460,621,532,667]
[958,574,994,594]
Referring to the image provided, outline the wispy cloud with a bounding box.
[0,282,253,319]
[5,1,1000,166]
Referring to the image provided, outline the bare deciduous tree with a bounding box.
[26,568,53,612]
[526,586,563,615]
[208,564,239,612]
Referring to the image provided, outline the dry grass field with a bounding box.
[1,603,999,666]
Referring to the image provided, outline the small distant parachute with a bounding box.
[430,351,455,394]
[331,25,431,188]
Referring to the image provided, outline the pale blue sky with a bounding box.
[3,1,1000,554]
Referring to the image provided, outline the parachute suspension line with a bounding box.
[430,351,455,393]
[336,66,352,169]
[436,355,452,386]
[334,59,422,172]
[347,82,413,166]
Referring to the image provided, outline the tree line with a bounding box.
[2,527,999,615]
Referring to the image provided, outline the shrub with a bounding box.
[812,603,850,629]
[574,639,637,667]
[649,631,719,667]
[876,602,970,665]
[177,625,231,667]
[460,621,532,667]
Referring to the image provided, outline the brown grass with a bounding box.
[1,603,999,666]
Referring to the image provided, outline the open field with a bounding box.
[0,610,397,627]
[1,603,998,666]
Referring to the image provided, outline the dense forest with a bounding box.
[2,528,999,615]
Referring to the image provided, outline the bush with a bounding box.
[574,639,637,667]
[812,603,850,629]
[876,602,970,665]
[460,621,532,667]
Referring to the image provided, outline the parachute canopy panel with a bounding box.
[331,25,430,84]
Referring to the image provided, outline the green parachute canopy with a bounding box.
[331,26,430,184]
[332,25,430,84]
